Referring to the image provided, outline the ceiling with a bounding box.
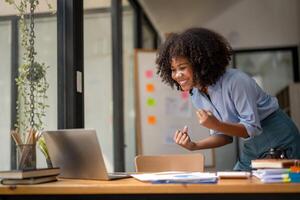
[139,0,239,35]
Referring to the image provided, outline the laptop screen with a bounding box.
[43,129,110,180]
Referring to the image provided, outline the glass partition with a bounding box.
[18,16,58,168]
[84,2,114,172]
[0,20,12,170]
[234,50,294,96]
[123,1,135,172]
[142,21,155,49]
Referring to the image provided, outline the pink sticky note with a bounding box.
[145,70,153,78]
[181,91,189,100]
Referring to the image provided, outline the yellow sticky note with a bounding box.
[147,116,156,125]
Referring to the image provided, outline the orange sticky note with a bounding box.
[146,83,155,92]
[147,115,156,125]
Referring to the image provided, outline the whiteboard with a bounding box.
[135,49,215,167]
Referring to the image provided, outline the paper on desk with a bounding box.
[131,171,218,183]
[217,171,251,179]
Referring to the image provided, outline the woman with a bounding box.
[156,27,300,171]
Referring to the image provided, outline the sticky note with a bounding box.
[145,70,153,78]
[147,98,156,106]
[147,115,156,125]
[146,83,155,92]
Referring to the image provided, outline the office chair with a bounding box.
[135,154,204,172]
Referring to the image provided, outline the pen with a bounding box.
[11,130,22,145]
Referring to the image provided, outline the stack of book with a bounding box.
[0,167,60,185]
[253,168,291,183]
[251,159,300,183]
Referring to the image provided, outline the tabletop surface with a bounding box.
[1,177,300,195]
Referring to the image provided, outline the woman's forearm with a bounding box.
[191,135,232,150]
[196,109,249,138]
[215,121,249,138]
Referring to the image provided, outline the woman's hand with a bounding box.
[196,109,220,130]
[173,126,195,151]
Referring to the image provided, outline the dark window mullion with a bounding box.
[112,0,125,172]
[57,0,84,129]
[129,0,160,49]
[292,48,299,82]
[128,0,142,48]
[142,14,158,49]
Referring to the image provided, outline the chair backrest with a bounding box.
[135,154,204,172]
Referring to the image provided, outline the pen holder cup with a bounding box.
[16,144,36,170]
[46,158,53,168]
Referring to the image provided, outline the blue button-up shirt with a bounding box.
[191,68,279,138]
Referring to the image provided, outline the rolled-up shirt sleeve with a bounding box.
[229,73,262,139]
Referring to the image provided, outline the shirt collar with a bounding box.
[191,69,226,96]
[207,78,222,96]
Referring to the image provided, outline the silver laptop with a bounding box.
[43,129,130,180]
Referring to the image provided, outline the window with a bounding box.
[233,47,298,96]
[33,16,58,168]
[0,20,12,170]
[18,15,58,168]
[142,18,156,49]
[122,0,135,172]
[84,1,114,171]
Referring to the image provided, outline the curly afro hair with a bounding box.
[156,27,232,91]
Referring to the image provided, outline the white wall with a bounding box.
[140,0,300,47]
[204,0,300,48]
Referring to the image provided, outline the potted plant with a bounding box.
[5,0,54,169]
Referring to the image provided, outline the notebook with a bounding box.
[43,129,130,180]
[1,175,57,185]
[251,159,298,169]
[0,167,60,179]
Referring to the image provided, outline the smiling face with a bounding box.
[171,56,195,91]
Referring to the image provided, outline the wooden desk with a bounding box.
[0,178,299,200]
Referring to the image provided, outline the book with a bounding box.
[0,167,60,179]
[259,176,291,183]
[217,171,251,179]
[254,168,290,176]
[1,175,57,185]
[252,169,300,183]
[251,159,298,169]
